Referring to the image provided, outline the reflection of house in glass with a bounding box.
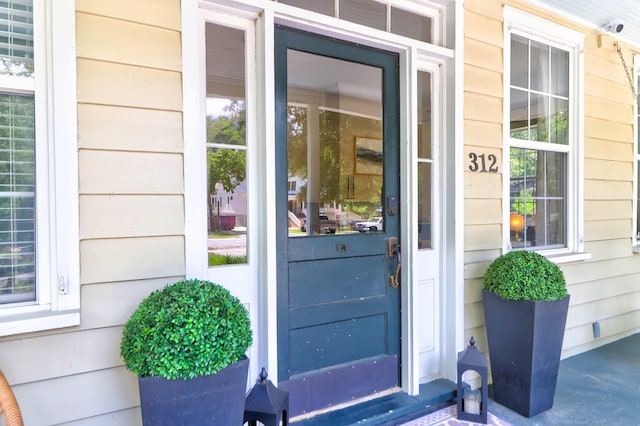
[286,175,370,232]
[287,176,306,229]
[209,180,247,231]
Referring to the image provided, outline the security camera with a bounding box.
[604,22,624,33]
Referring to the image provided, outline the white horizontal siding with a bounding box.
[13,367,139,425]
[80,237,185,284]
[80,278,183,330]
[75,0,181,30]
[76,13,181,71]
[77,59,182,110]
[78,151,184,195]
[77,104,183,153]
[80,195,184,239]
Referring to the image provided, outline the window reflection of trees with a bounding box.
[287,106,383,233]
[510,148,565,249]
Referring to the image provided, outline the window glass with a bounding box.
[418,163,432,249]
[274,0,438,45]
[390,7,432,43]
[205,23,248,265]
[529,40,549,93]
[509,29,573,251]
[417,71,432,249]
[510,36,569,146]
[0,94,36,303]
[0,0,34,77]
[339,0,386,31]
[278,0,334,16]
[529,92,548,142]
[510,35,528,89]
[550,47,569,97]
[510,88,529,140]
[0,1,35,305]
[510,148,566,249]
[550,98,568,144]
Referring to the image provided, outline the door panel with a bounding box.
[275,27,400,415]
[288,256,386,307]
[289,314,387,375]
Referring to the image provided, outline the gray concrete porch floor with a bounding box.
[290,332,640,425]
[489,332,640,425]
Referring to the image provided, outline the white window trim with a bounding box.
[183,8,258,281]
[502,7,589,263]
[0,0,79,336]
[183,1,269,383]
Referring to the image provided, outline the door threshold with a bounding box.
[290,379,457,425]
[290,387,401,423]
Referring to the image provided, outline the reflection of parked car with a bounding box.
[301,214,337,234]
[353,217,384,233]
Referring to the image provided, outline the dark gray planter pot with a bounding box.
[482,290,569,418]
[138,357,249,425]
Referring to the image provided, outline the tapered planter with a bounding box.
[483,290,569,418]
[138,357,249,425]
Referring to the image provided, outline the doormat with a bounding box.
[400,404,512,426]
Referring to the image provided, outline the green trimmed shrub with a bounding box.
[483,251,567,301]
[120,279,252,380]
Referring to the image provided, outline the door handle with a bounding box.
[387,237,399,257]
[387,237,401,288]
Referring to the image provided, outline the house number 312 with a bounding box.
[468,152,498,173]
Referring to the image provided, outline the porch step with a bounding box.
[291,379,457,426]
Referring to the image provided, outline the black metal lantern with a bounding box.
[244,367,289,426]
[457,336,488,424]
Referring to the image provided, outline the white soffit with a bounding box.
[528,0,640,48]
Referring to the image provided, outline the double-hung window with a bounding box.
[505,7,585,259]
[0,0,78,334]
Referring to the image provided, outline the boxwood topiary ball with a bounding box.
[120,279,252,380]
[483,250,567,301]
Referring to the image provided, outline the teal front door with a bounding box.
[275,28,401,416]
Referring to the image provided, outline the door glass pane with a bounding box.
[417,71,432,249]
[205,23,248,264]
[286,49,383,237]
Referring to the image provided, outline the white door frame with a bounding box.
[182,0,463,395]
